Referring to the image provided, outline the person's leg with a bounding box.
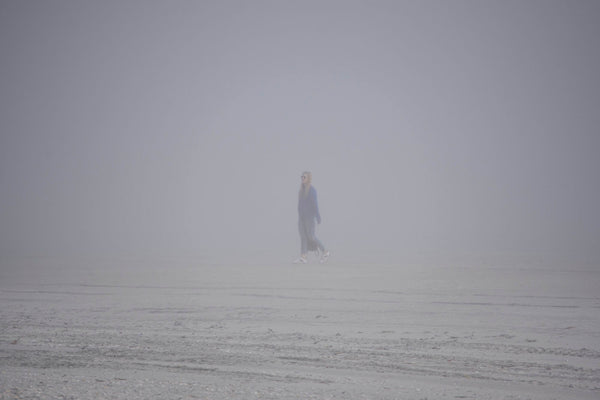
[298,219,308,256]
[306,218,325,252]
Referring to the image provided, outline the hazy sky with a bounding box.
[1,1,599,264]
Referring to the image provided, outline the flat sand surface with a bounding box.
[1,259,599,399]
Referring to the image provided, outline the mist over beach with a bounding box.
[1,1,599,399]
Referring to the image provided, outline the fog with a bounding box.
[1,1,599,266]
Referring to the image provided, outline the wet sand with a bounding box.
[1,259,599,399]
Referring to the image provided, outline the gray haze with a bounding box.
[1,1,599,265]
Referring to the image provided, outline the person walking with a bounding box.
[294,171,330,264]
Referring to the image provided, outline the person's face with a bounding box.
[301,174,308,184]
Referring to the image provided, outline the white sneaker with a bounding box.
[293,256,307,264]
[320,251,330,264]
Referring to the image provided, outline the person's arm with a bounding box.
[313,188,321,224]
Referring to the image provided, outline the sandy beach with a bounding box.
[1,258,598,399]
[2,0,600,398]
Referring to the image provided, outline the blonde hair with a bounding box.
[299,171,312,198]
